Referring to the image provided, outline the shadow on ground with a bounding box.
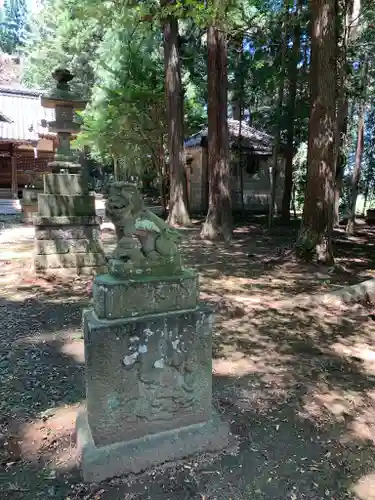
[1,275,375,499]
[2,218,375,498]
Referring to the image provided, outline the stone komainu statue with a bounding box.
[106,182,182,266]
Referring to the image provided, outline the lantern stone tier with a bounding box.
[34,68,105,275]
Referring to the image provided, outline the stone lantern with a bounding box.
[33,68,105,275]
[41,68,86,166]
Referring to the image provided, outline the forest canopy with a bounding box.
[2,0,375,261]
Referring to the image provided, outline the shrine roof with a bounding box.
[185,119,275,156]
[0,86,54,144]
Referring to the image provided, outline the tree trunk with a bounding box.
[281,1,301,222]
[162,2,190,226]
[363,181,369,217]
[269,1,288,228]
[346,59,368,233]
[333,0,361,226]
[333,97,348,226]
[113,157,119,181]
[157,137,168,217]
[200,25,232,241]
[295,0,337,265]
[231,35,244,122]
[346,110,365,233]
[333,1,351,226]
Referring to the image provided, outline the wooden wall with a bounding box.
[186,146,285,214]
[0,151,54,190]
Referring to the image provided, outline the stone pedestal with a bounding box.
[22,188,42,223]
[77,270,228,482]
[34,172,106,275]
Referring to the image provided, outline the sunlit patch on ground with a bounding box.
[16,404,81,472]
[352,472,375,500]
[1,217,375,498]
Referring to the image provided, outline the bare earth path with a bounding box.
[1,216,375,499]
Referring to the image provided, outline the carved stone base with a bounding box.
[34,215,105,275]
[83,305,213,447]
[76,407,228,483]
[108,256,182,280]
[93,269,198,320]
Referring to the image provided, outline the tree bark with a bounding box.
[295,0,337,265]
[333,97,348,226]
[281,0,301,222]
[269,2,288,228]
[162,2,190,226]
[334,0,361,226]
[333,0,357,226]
[346,108,365,233]
[200,25,232,241]
[346,57,368,233]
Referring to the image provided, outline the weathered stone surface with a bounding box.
[44,173,89,195]
[22,188,42,204]
[35,238,104,255]
[107,256,182,280]
[48,161,81,172]
[37,194,95,217]
[37,266,107,277]
[106,182,183,276]
[76,408,228,483]
[93,269,198,320]
[83,305,213,447]
[33,215,101,226]
[35,226,101,241]
[35,252,106,270]
[22,204,38,223]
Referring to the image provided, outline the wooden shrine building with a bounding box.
[0,86,56,198]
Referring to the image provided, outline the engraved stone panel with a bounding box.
[35,252,106,270]
[37,194,95,217]
[92,269,198,319]
[44,173,89,195]
[35,238,103,255]
[35,226,101,241]
[83,305,213,447]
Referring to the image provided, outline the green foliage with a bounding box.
[19,0,375,213]
[0,0,28,54]
[22,0,101,96]
[77,11,166,177]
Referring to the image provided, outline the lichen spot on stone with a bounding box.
[107,395,121,410]
[154,359,165,369]
[138,344,147,354]
[123,352,139,367]
[144,328,153,338]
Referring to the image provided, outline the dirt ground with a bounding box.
[1,216,375,499]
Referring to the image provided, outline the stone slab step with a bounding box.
[0,198,22,214]
[0,189,13,199]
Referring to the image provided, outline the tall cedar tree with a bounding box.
[281,0,301,222]
[346,57,368,233]
[334,0,360,226]
[162,1,191,226]
[269,0,287,228]
[201,25,232,241]
[295,0,337,265]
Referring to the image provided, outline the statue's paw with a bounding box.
[146,251,161,262]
